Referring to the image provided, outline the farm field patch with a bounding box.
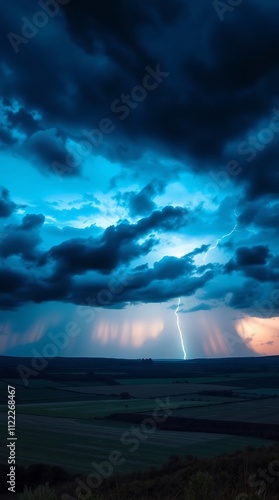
[0,413,274,475]
[237,388,279,397]
[0,398,212,419]
[116,378,190,385]
[0,378,60,388]
[116,373,276,385]
[7,388,106,403]
[58,382,239,399]
[163,397,279,424]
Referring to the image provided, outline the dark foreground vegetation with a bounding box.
[1,444,279,499]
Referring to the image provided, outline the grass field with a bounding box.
[0,385,118,405]
[0,398,214,419]
[1,387,103,402]
[182,372,278,384]
[116,373,277,385]
[0,378,61,388]
[116,378,190,384]
[1,361,278,483]
[57,382,239,399]
[164,397,279,424]
[0,413,274,475]
[237,388,279,396]
[0,378,109,388]
[0,378,248,407]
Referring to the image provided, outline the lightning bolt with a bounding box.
[175,297,187,360]
[203,210,238,263]
[174,210,238,359]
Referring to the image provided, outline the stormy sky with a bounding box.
[0,0,279,359]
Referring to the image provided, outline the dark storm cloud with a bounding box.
[227,246,271,268]
[25,272,73,306]
[0,126,17,146]
[136,254,195,282]
[41,205,187,276]
[225,245,279,282]
[0,213,45,260]
[227,280,261,310]
[237,140,279,200]
[0,0,279,315]
[239,201,279,230]
[24,129,82,177]
[64,244,216,307]
[228,280,279,319]
[0,267,26,292]
[0,186,17,218]
[0,206,201,308]
[0,267,28,309]
[0,264,72,310]
[109,243,217,305]
[60,0,279,198]
[1,0,279,198]
[19,213,45,230]
[115,178,167,216]
[5,106,41,135]
[60,0,184,77]
[2,246,214,309]
[0,99,75,175]
[136,205,188,232]
[42,233,156,276]
[119,270,215,305]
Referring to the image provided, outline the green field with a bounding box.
[116,373,277,385]
[1,359,278,480]
[237,388,279,396]
[0,413,274,475]
[116,378,190,385]
[166,397,279,424]
[0,378,109,388]
[0,378,61,388]
[6,388,107,402]
[57,382,239,400]
[0,398,213,419]
[0,383,116,405]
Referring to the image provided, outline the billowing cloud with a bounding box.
[115,178,167,217]
[0,186,17,218]
[0,213,45,261]
[225,246,279,282]
[0,0,278,357]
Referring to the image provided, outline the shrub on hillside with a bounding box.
[19,483,57,500]
[186,471,214,500]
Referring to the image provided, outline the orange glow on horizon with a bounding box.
[235,315,279,355]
